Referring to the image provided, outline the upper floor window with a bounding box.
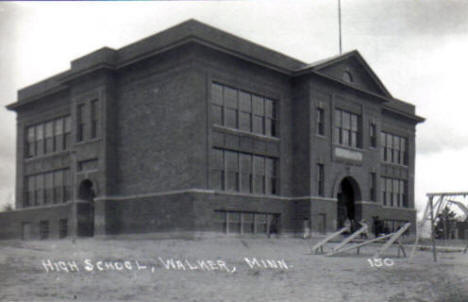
[381,132,407,165]
[381,177,407,208]
[210,148,278,195]
[370,172,376,201]
[77,103,85,142]
[90,99,99,139]
[25,116,71,158]
[342,71,353,83]
[369,123,377,148]
[211,83,277,137]
[24,168,71,207]
[334,109,361,148]
[316,108,325,136]
[317,164,325,197]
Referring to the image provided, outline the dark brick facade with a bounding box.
[2,20,424,240]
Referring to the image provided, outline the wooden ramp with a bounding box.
[310,226,349,254]
[326,233,393,256]
[331,225,368,253]
[373,223,411,258]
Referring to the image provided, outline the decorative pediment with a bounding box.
[306,50,392,98]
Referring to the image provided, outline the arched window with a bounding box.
[343,71,353,83]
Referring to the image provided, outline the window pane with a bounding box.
[27,127,35,142]
[239,112,251,131]
[253,156,265,175]
[351,132,357,147]
[335,110,341,127]
[265,158,275,176]
[64,116,71,133]
[265,99,274,118]
[45,122,53,138]
[211,171,224,190]
[240,173,252,193]
[351,115,358,131]
[36,125,44,139]
[224,87,237,109]
[212,149,224,170]
[265,118,272,136]
[342,112,350,130]
[226,171,239,191]
[343,129,349,146]
[212,105,223,125]
[55,118,63,135]
[211,83,223,105]
[239,154,252,173]
[254,175,265,194]
[225,151,238,171]
[252,96,264,115]
[239,91,251,112]
[252,116,264,134]
[225,108,237,128]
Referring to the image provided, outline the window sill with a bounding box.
[381,162,409,169]
[315,134,327,140]
[24,150,71,162]
[213,125,280,142]
[75,137,102,146]
[333,143,364,153]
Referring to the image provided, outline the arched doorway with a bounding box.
[78,179,95,237]
[337,177,361,229]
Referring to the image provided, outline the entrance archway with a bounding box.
[337,177,361,229]
[78,179,95,237]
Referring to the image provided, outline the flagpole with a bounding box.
[338,0,342,55]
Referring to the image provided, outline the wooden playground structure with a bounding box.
[311,222,410,258]
[309,192,468,261]
[410,192,468,262]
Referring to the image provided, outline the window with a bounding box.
[210,148,278,195]
[343,71,353,83]
[54,118,63,152]
[210,83,277,137]
[77,104,85,142]
[64,116,71,150]
[381,177,407,208]
[334,109,360,148]
[39,220,49,240]
[214,210,279,235]
[44,172,53,204]
[26,127,35,157]
[23,169,71,207]
[370,172,376,201]
[369,123,377,148]
[90,99,99,139]
[59,219,68,239]
[45,121,54,153]
[381,132,407,165]
[316,108,325,136]
[36,124,44,156]
[53,170,63,203]
[317,164,324,197]
[25,176,34,207]
[25,116,71,158]
[36,174,44,206]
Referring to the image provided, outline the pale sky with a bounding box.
[0,0,467,218]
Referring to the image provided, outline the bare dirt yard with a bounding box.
[0,236,467,302]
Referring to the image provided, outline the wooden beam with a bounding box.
[311,226,349,254]
[373,223,411,259]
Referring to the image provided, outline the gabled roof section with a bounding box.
[117,19,307,72]
[298,50,393,98]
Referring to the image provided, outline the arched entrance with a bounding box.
[78,179,95,237]
[337,177,361,229]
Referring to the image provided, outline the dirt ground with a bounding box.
[0,236,467,302]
